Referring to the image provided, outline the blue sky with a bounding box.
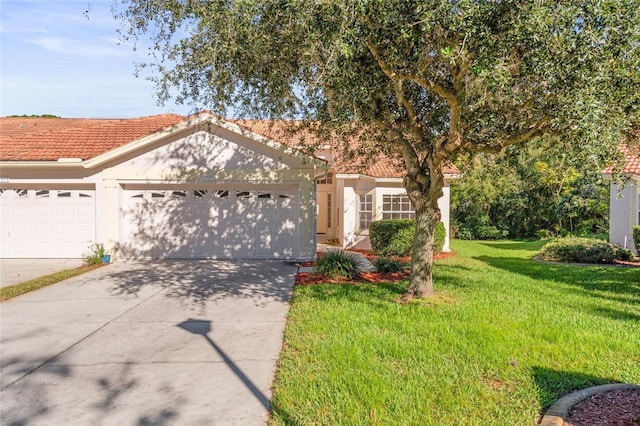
[1,0,192,118]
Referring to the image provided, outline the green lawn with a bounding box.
[0,264,102,301]
[270,240,640,425]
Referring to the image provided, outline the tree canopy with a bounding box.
[116,0,640,298]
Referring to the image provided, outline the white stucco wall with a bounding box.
[609,178,639,254]
[338,178,454,252]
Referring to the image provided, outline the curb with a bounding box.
[540,383,640,426]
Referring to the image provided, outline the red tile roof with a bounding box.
[620,145,640,176]
[603,144,640,177]
[232,119,461,177]
[0,113,460,177]
[0,115,185,161]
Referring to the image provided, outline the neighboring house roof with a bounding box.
[0,115,185,161]
[619,145,640,176]
[0,113,460,178]
[603,144,640,177]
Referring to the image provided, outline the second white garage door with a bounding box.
[119,186,299,259]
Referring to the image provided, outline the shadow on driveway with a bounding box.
[1,259,296,425]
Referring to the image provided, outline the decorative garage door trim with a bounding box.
[0,188,96,258]
[119,185,299,259]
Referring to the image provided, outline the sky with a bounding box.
[1,0,193,118]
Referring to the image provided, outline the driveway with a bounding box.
[0,259,85,288]
[0,260,296,425]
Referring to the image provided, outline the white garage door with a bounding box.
[119,187,299,259]
[0,189,96,258]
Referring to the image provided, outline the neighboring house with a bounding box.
[604,145,640,254]
[0,111,460,260]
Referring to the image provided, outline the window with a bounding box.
[317,172,333,185]
[170,190,187,199]
[35,190,50,198]
[382,194,414,220]
[359,194,373,229]
[57,191,72,198]
[194,190,208,198]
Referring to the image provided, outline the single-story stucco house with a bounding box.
[0,111,460,260]
[604,144,640,254]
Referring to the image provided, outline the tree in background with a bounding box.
[116,0,639,299]
[451,141,609,240]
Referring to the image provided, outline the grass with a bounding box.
[0,264,102,301]
[269,240,640,425]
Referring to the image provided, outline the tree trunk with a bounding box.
[402,205,440,301]
[402,170,443,301]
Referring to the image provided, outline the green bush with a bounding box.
[82,242,106,265]
[538,237,618,264]
[633,226,640,254]
[370,219,414,256]
[536,229,553,240]
[433,222,446,255]
[375,256,408,273]
[314,250,360,279]
[370,219,446,256]
[615,247,635,261]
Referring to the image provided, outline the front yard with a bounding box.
[270,240,640,425]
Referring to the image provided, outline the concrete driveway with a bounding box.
[0,260,296,425]
[0,259,85,288]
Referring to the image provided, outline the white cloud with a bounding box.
[25,35,131,58]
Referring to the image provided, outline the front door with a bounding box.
[316,190,334,237]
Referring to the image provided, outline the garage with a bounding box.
[0,112,321,261]
[118,185,299,259]
[0,188,96,258]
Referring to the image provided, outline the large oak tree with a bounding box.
[116,0,639,299]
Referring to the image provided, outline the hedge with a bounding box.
[370,219,445,257]
[538,237,629,264]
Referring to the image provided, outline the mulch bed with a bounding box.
[614,259,640,267]
[296,250,456,285]
[563,389,640,426]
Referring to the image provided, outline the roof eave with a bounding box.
[0,161,84,169]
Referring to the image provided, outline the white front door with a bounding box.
[316,190,334,237]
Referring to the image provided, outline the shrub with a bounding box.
[633,226,640,254]
[375,256,408,274]
[455,226,474,240]
[433,222,446,255]
[538,237,618,264]
[614,247,635,261]
[370,219,414,256]
[82,242,106,265]
[370,219,446,256]
[475,224,507,240]
[536,229,553,240]
[313,250,360,279]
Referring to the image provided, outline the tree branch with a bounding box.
[477,115,553,153]
[366,37,458,107]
